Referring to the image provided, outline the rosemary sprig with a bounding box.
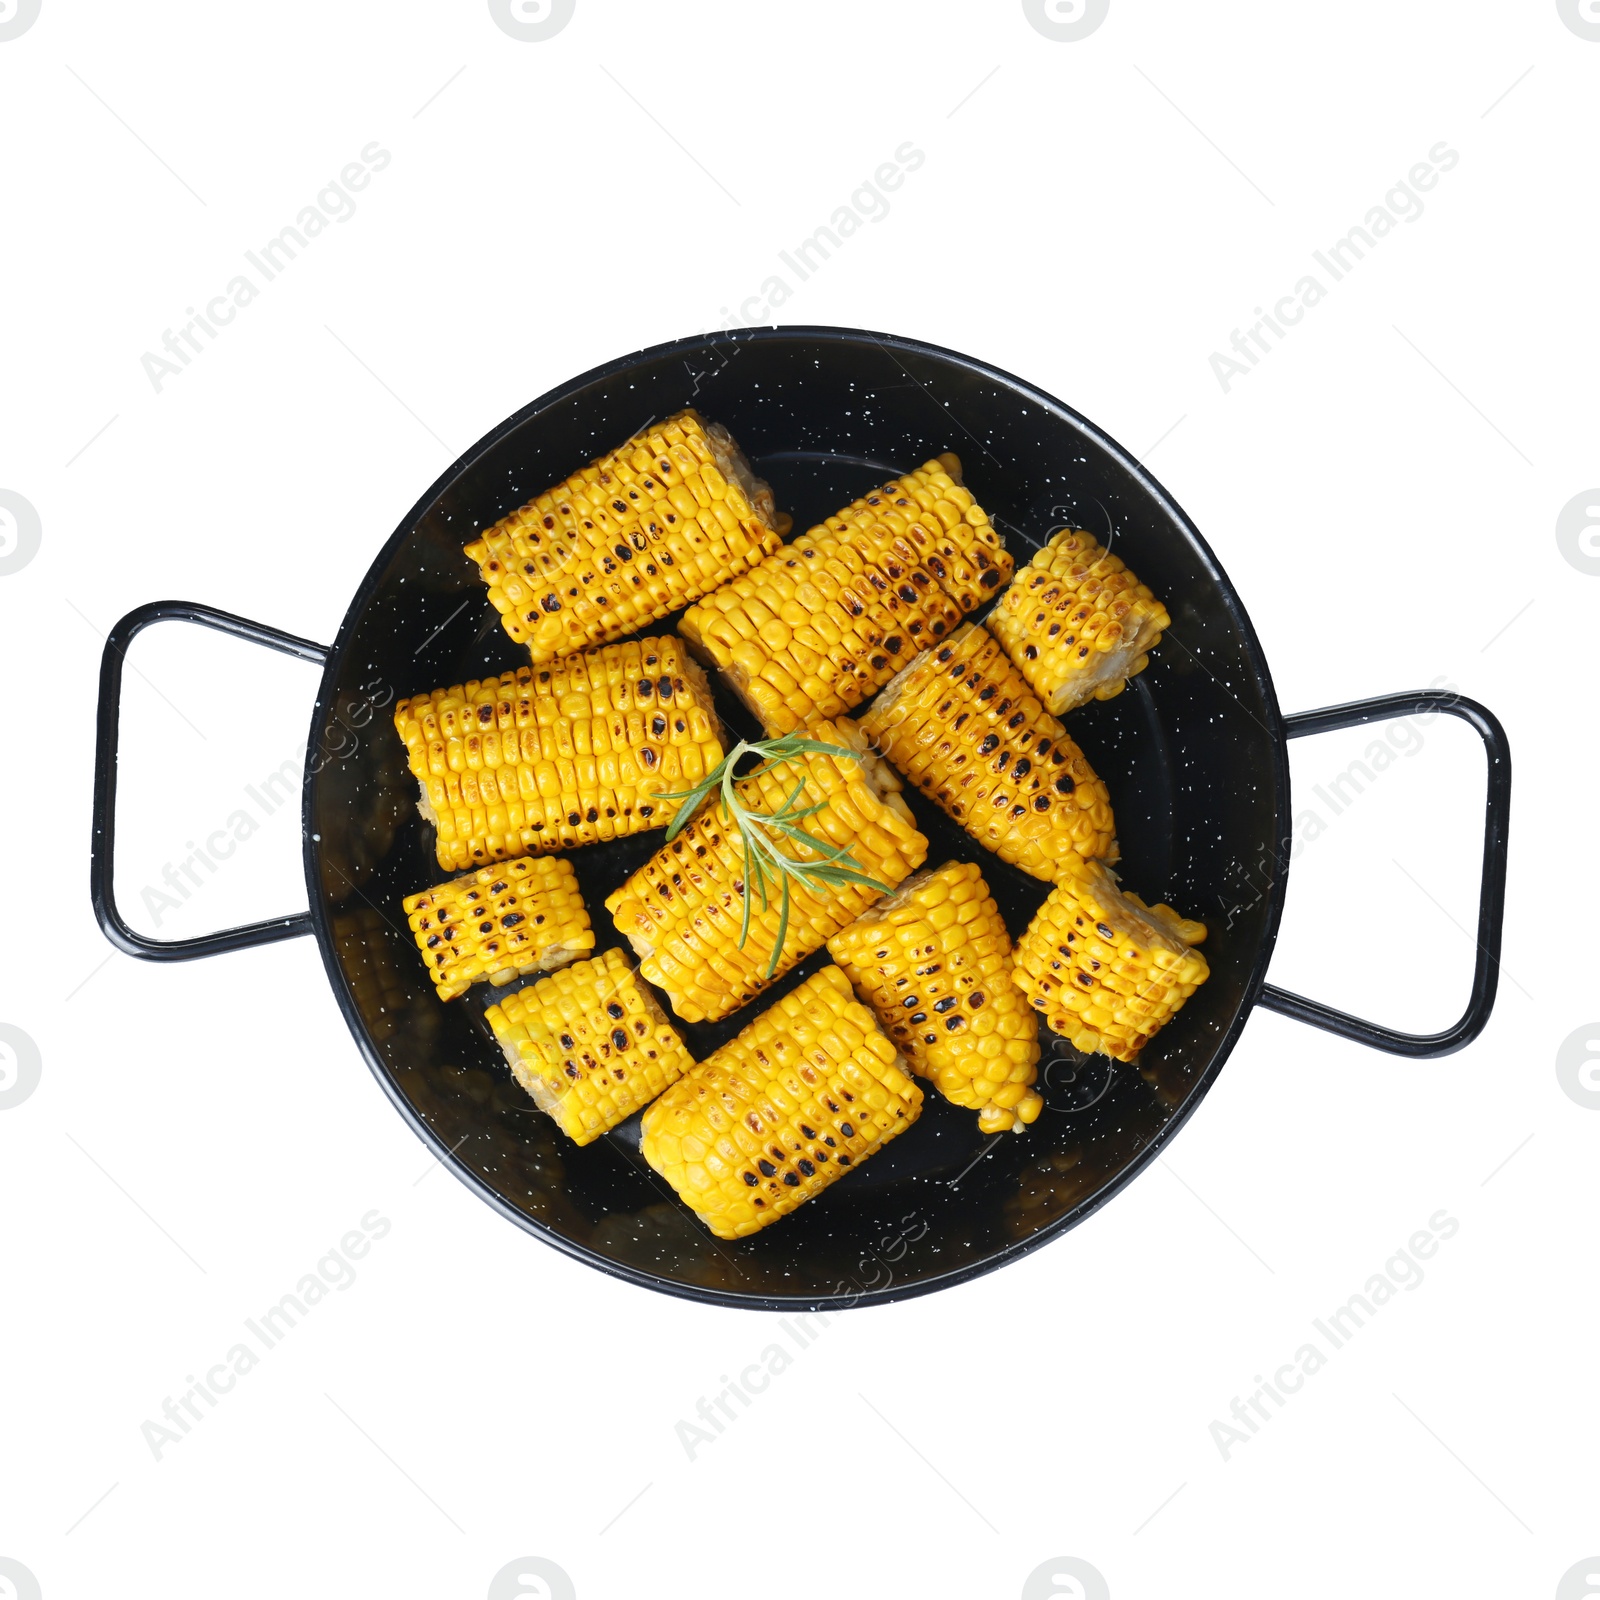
[655,735,893,978]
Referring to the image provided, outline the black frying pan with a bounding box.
[90,327,1510,1310]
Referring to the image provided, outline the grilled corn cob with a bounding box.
[858,622,1117,879]
[805,455,1013,613]
[678,531,963,735]
[605,720,929,1024]
[677,455,1010,735]
[394,636,723,871]
[485,947,694,1146]
[464,409,783,664]
[1012,858,1208,1062]
[403,856,594,1001]
[988,527,1169,715]
[641,965,922,1238]
[827,861,1042,1133]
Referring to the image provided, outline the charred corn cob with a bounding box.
[605,721,929,1024]
[678,530,963,735]
[858,622,1117,880]
[827,861,1042,1133]
[805,455,1013,612]
[394,636,724,871]
[485,947,694,1146]
[403,856,594,1001]
[464,409,783,664]
[988,527,1169,715]
[641,965,922,1238]
[1012,858,1208,1062]
[678,455,1010,735]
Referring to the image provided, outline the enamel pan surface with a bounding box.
[91,327,1510,1309]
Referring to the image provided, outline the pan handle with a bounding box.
[91,601,329,962]
[1257,691,1510,1058]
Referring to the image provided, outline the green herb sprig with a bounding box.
[656,735,892,978]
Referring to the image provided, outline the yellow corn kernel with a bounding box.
[827,861,1042,1133]
[463,410,783,664]
[804,454,1013,612]
[988,527,1170,715]
[858,622,1117,879]
[485,947,694,1146]
[403,856,594,1002]
[1012,858,1209,1062]
[604,720,928,1024]
[641,965,922,1238]
[680,535,963,736]
[393,635,724,871]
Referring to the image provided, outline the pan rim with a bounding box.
[301,324,1292,1311]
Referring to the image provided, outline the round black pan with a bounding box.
[91,327,1510,1309]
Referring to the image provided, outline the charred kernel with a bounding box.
[797,1158,815,1177]
[782,1172,801,1187]
[742,1171,758,1186]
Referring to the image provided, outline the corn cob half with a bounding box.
[804,454,1013,613]
[858,622,1117,880]
[485,947,694,1146]
[641,965,923,1238]
[678,530,964,735]
[827,861,1043,1134]
[394,636,724,871]
[677,454,1010,736]
[987,527,1170,715]
[403,856,594,1001]
[1012,858,1209,1063]
[464,409,783,664]
[605,720,929,1024]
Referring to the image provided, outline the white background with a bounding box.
[2,2,1597,1597]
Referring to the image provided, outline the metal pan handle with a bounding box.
[91,601,329,962]
[1257,691,1510,1058]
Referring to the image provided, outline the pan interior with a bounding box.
[307,329,1283,1307]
